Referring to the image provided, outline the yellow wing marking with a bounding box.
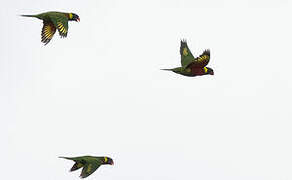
[183,48,188,56]
[44,25,54,39]
[41,23,56,44]
[104,157,108,162]
[77,163,83,168]
[198,55,208,62]
[186,68,191,73]
[87,164,92,173]
[204,67,208,73]
[57,23,67,33]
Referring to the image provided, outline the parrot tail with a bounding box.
[59,156,74,160]
[20,14,38,18]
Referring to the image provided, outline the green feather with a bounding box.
[162,40,213,77]
[180,40,195,69]
[21,11,77,45]
[60,156,113,178]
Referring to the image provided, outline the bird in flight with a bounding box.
[59,156,114,178]
[162,40,214,77]
[21,11,80,45]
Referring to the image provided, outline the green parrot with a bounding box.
[162,40,214,77]
[21,11,80,45]
[59,156,114,178]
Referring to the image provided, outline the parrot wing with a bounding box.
[180,40,195,69]
[41,21,56,45]
[80,161,101,178]
[49,14,69,38]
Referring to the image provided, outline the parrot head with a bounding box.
[104,157,114,165]
[69,13,80,22]
[206,67,214,75]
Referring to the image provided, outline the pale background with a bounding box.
[1,0,292,179]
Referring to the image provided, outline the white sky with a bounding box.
[1,0,292,179]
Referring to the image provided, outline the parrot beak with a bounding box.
[111,161,114,165]
[77,17,80,22]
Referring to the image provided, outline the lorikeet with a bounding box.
[21,11,80,45]
[59,156,114,178]
[162,40,214,76]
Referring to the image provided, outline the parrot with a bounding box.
[162,40,214,77]
[21,11,80,45]
[59,156,114,178]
